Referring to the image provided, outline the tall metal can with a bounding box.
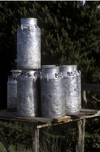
[42,65,56,69]
[7,70,21,112]
[73,65,81,109]
[17,18,41,69]
[62,65,74,72]
[59,65,80,114]
[17,70,39,117]
[40,67,66,119]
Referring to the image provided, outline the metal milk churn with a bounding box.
[40,66,66,119]
[7,70,21,112]
[73,65,81,109]
[59,65,80,114]
[42,65,56,70]
[17,18,41,69]
[17,70,39,117]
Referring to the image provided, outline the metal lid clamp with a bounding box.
[21,23,31,31]
[34,75,37,82]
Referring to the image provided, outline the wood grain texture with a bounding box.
[75,119,85,152]
[0,109,52,123]
[0,109,100,128]
[32,124,39,152]
[0,108,100,152]
[53,116,71,122]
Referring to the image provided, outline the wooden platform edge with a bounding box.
[53,116,71,122]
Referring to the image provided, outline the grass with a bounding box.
[0,142,32,152]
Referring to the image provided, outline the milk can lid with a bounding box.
[10,70,22,73]
[21,18,37,25]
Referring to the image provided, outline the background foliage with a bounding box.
[0,1,100,152]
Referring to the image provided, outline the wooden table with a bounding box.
[0,109,100,152]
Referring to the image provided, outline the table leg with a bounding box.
[75,119,85,152]
[32,124,39,152]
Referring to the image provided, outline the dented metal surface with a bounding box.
[7,70,21,112]
[59,65,81,115]
[17,18,41,69]
[40,67,66,119]
[17,70,39,117]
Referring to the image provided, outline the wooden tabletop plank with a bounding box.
[82,84,100,92]
[69,110,100,119]
[0,109,53,123]
[80,109,99,113]
[0,109,100,125]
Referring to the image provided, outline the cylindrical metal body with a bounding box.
[42,65,56,69]
[41,65,56,77]
[17,18,41,69]
[73,65,77,71]
[7,70,21,112]
[17,70,39,117]
[62,65,74,72]
[40,67,66,119]
[59,65,81,114]
[73,65,81,110]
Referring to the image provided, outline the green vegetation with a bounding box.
[0,142,32,152]
[0,120,76,152]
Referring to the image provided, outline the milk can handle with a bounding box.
[8,75,17,81]
[21,73,27,77]
[34,75,37,82]
[78,70,81,74]
[21,23,31,31]
[67,72,74,76]
[27,73,31,77]
[55,73,63,78]
[8,76,11,81]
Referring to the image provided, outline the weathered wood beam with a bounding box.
[0,131,12,152]
[75,119,85,152]
[82,84,100,92]
[32,124,39,152]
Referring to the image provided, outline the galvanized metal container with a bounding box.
[40,66,66,119]
[17,18,41,69]
[41,65,56,77]
[73,65,81,109]
[17,70,39,117]
[42,65,56,69]
[7,70,21,112]
[73,65,77,71]
[62,65,74,72]
[59,65,81,114]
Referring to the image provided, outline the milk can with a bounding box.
[40,66,66,119]
[7,70,21,112]
[73,65,81,109]
[17,70,39,117]
[59,65,81,114]
[17,18,41,69]
[42,65,56,69]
